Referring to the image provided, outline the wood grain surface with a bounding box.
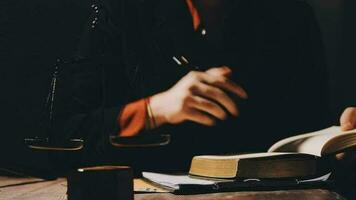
[0,176,346,200]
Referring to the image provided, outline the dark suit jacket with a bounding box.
[54,0,330,173]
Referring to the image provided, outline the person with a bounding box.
[54,0,330,172]
[340,107,356,131]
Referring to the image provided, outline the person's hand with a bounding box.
[149,66,248,127]
[335,107,356,161]
[340,107,356,131]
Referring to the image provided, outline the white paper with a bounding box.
[142,172,216,190]
[299,173,331,183]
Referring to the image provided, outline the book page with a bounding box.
[268,126,340,156]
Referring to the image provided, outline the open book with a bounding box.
[141,126,355,193]
[267,126,356,156]
[189,126,356,179]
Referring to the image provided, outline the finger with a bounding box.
[335,152,346,161]
[199,72,248,99]
[206,66,232,77]
[186,109,216,126]
[340,107,356,131]
[190,96,227,120]
[192,82,239,116]
[335,150,356,162]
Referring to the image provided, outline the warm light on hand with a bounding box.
[340,107,356,131]
[149,67,248,127]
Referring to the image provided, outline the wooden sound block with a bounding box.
[67,166,133,200]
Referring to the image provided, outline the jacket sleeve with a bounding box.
[278,1,331,136]
[289,1,331,131]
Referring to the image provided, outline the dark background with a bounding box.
[0,0,355,169]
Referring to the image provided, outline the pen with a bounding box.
[172,56,200,70]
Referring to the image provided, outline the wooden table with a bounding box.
[0,176,346,200]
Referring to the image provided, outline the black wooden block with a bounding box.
[67,166,133,200]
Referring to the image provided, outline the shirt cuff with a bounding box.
[118,99,147,137]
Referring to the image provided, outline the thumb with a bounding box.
[340,107,356,131]
[206,66,232,77]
